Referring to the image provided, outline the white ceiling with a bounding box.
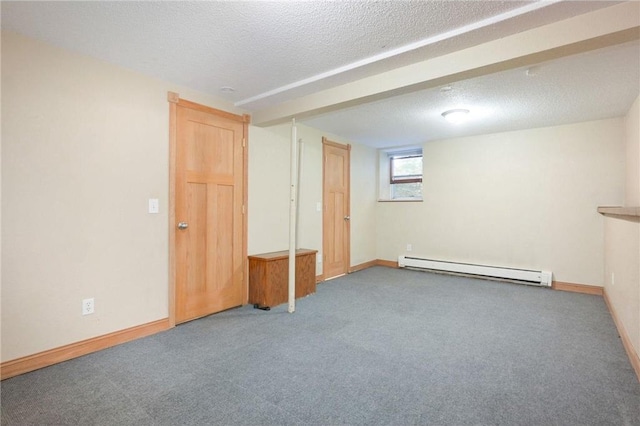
[2,1,639,148]
[303,40,640,147]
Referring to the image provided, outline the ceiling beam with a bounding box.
[251,1,640,127]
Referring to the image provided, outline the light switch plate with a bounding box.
[148,198,159,214]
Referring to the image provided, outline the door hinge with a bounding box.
[242,138,246,148]
[242,205,246,214]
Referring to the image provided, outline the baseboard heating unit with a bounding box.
[398,256,552,287]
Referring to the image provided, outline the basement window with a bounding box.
[379,147,423,201]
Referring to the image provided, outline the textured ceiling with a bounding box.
[1,1,638,147]
[302,41,640,147]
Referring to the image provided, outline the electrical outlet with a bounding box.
[611,272,615,286]
[82,298,95,315]
[406,244,412,252]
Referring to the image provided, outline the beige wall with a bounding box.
[625,96,640,206]
[1,31,378,362]
[0,36,3,360]
[604,95,640,359]
[0,31,243,362]
[349,142,377,267]
[246,125,290,255]
[248,122,377,274]
[376,119,625,286]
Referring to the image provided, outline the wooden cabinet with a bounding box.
[248,249,317,308]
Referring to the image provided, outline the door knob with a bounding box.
[344,216,350,221]
[177,222,189,230]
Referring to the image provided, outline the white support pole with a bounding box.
[288,119,298,313]
[295,138,304,249]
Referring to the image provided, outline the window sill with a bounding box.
[378,199,423,203]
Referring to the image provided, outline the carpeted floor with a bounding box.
[2,267,639,425]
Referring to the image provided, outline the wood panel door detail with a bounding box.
[172,98,247,324]
[322,138,351,280]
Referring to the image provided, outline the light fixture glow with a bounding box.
[525,66,539,77]
[441,109,470,124]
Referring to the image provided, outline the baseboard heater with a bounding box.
[398,256,552,287]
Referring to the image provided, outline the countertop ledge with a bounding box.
[597,206,640,218]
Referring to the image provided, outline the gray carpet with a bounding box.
[2,267,639,425]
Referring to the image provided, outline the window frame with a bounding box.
[389,154,423,185]
[377,146,424,202]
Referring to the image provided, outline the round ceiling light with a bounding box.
[526,66,539,77]
[219,86,236,93]
[441,109,470,124]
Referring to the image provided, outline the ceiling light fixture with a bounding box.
[219,86,236,93]
[525,66,539,77]
[441,109,470,124]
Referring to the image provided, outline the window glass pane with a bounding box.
[392,156,422,180]
[391,182,422,199]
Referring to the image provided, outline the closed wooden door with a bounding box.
[322,138,350,280]
[173,99,247,323]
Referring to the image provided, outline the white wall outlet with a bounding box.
[406,244,412,252]
[148,198,159,214]
[82,298,95,315]
[316,202,322,212]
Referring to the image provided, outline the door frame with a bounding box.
[168,92,250,327]
[322,137,351,281]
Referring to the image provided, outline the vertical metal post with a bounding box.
[296,138,304,249]
[288,119,298,313]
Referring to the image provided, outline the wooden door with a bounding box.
[322,138,350,280]
[172,97,247,324]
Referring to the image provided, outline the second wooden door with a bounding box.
[322,138,350,280]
